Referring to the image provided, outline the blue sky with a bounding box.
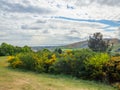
[0,0,120,46]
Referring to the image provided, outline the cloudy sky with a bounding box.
[0,0,120,46]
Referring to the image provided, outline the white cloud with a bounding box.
[0,0,119,46]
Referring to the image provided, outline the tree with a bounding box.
[0,43,14,56]
[54,48,62,54]
[0,43,33,56]
[22,45,32,53]
[88,32,112,52]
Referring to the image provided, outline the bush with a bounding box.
[35,53,57,73]
[49,57,72,74]
[19,53,37,70]
[49,50,74,74]
[84,53,110,81]
[105,56,120,83]
[8,49,57,73]
[34,55,45,73]
[49,49,95,78]
[70,49,95,78]
[8,56,23,68]
[8,52,40,71]
[36,49,56,73]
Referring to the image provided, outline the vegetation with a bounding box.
[84,53,110,81]
[54,48,62,54]
[1,32,120,89]
[104,56,120,83]
[0,56,117,90]
[0,43,32,56]
[88,32,113,52]
[7,48,120,89]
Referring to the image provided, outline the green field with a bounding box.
[0,56,117,90]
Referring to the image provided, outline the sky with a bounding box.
[0,0,120,46]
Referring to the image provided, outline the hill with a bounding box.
[64,41,88,49]
[63,38,120,50]
[31,38,120,52]
[31,46,59,51]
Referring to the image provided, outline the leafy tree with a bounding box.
[14,46,22,53]
[54,48,62,54]
[22,45,32,53]
[0,43,32,56]
[88,32,113,52]
[0,43,14,56]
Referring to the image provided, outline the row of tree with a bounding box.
[0,43,32,56]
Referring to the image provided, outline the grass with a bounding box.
[0,56,117,90]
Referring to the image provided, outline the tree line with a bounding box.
[0,43,32,56]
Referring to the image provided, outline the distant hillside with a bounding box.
[106,38,120,44]
[64,41,88,48]
[63,38,120,50]
[31,38,120,52]
[110,38,120,52]
[31,46,60,51]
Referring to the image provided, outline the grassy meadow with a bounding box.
[0,56,117,90]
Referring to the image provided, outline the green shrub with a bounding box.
[17,53,36,70]
[34,56,45,73]
[8,53,38,71]
[49,57,72,74]
[36,49,55,73]
[84,53,110,81]
[105,56,120,83]
[0,43,32,56]
[8,56,23,68]
[49,49,95,78]
[70,49,95,78]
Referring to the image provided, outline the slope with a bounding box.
[64,38,120,50]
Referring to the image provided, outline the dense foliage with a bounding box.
[7,48,120,89]
[0,43,32,56]
[104,56,120,83]
[88,32,113,52]
[7,49,115,79]
[84,53,110,81]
